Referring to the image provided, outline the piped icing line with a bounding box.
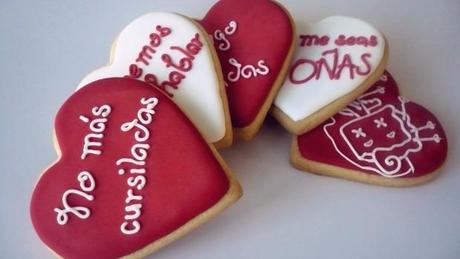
[31,78,239,258]
[211,20,237,51]
[200,0,295,132]
[209,20,271,87]
[323,95,425,177]
[115,96,158,235]
[54,171,96,225]
[275,16,386,122]
[80,105,111,160]
[296,72,448,179]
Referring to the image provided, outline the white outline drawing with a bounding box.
[323,76,441,177]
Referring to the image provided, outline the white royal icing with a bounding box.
[77,12,226,143]
[275,16,385,121]
[54,171,96,225]
[323,79,441,178]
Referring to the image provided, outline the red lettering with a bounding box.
[369,36,378,47]
[157,71,185,97]
[299,34,329,47]
[319,36,329,46]
[346,36,356,46]
[131,25,172,66]
[289,59,317,84]
[155,33,203,95]
[288,48,373,84]
[143,72,182,98]
[167,71,184,87]
[144,73,159,87]
[356,36,368,47]
[126,64,143,79]
[186,42,201,55]
[170,46,193,59]
[190,33,203,47]
[123,28,203,98]
[149,33,162,47]
[161,53,192,72]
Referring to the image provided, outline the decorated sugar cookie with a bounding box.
[291,71,448,186]
[77,12,233,148]
[200,0,295,140]
[30,78,242,258]
[273,16,388,134]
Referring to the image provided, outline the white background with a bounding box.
[1,0,459,258]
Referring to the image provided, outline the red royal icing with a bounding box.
[30,78,230,258]
[200,0,294,127]
[297,71,448,178]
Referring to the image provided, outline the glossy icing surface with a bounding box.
[200,0,294,127]
[31,78,230,258]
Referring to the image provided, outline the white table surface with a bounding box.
[1,0,459,258]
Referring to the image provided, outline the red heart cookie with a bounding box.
[200,0,295,140]
[30,78,241,258]
[291,71,448,186]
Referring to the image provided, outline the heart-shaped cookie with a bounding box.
[77,12,232,148]
[31,78,241,258]
[200,0,295,140]
[291,71,448,186]
[274,16,388,134]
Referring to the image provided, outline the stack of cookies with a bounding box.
[30,0,448,258]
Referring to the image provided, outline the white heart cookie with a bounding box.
[274,16,387,134]
[77,12,231,146]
